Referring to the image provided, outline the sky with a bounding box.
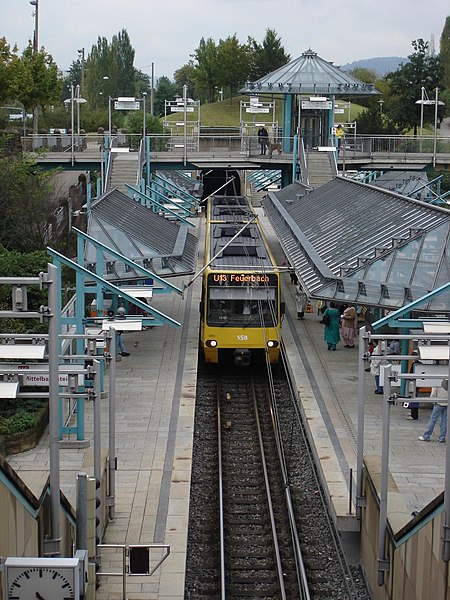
[1,0,448,82]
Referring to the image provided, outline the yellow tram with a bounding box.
[200,195,283,366]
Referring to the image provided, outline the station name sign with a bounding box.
[301,100,333,110]
[209,273,277,286]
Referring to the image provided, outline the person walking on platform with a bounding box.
[370,341,386,394]
[341,304,357,347]
[419,379,448,443]
[258,126,269,155]
[295,284,307,319]
[322,301,341,351]
[118,331,130,356]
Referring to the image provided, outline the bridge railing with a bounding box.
[17,132,450,163]
[343,134,450,160]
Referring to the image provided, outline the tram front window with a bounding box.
[207,287,277,327]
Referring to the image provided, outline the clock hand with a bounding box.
[36,593,46,600]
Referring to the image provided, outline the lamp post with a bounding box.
[142,92,147,139]
[378,100,384,113]
[64,84,75,166]
[416,87,444,165]
[432,87,444,169]
[30,0,39,137]
[75,85,87,135]
[77,48,85,94]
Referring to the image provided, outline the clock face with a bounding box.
[8,567,75,600]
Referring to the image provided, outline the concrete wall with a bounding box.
[360,458,450,599]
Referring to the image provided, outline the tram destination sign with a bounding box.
[208,273,278,286]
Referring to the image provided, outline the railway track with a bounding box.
[218,369,304,598]
[185,355,368,599]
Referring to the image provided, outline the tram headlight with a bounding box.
[206,339,218,348]
[267,340,279,348]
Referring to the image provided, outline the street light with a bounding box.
[75,84,87,135]
[64,84,75,166]
[30,0,39,136]
[415,86,444,163]
[432,87,445,169]
[77,48,85,94]
[142,92,147,139]
[378,100,384,113]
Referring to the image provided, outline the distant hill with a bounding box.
[339,57,407,77]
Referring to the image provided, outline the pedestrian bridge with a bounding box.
[22,131,450,173]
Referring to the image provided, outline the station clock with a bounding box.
[4,557,81,600]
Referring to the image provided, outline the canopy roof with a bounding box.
[240,49,380,97]
[262,177,450,311]
[85,189,198,280]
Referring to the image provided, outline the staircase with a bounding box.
[107,152,140,194]
[306,148,335,188]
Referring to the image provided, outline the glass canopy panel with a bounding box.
[420,224,449,262]
[335,279,359,302]
[396,239,421,259]
[428,289,450,311]
[387,257,415,286]
[355,282,381,304]
[379,285,404,308]
[364,255,394,282]
[413,263,437,290]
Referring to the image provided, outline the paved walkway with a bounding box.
[7,211,446,598]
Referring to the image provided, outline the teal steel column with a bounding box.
[146,135,150,186]
[282,94,293,153]
[292,134,298,183]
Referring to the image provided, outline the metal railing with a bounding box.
[17,132,450,165]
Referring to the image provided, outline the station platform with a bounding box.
[7,211,446,599]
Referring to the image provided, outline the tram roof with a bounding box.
[85,188,198,280]
[262,177,450,311]
[208,196,275,270]
[240,48,380,97]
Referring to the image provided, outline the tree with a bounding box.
[354,105,401,135]
[0,37,18,106]
[7,44,61,127]
[84,30,136,111]
[348,67,378,84]
[440,16,450,89]
[111,29,135,97]
[192,37,219,103]
[385,39,443,134]
[247,28,290,80]
[174,62,197,100]
[0,151,60,252]
[153,76,181,117]
[216,35,249,104]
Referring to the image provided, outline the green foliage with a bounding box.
[10,45,62,116]
[0,411,31,434]
[354,105,401,134]
[84,29,136,111]
[126,110,164,135]
[153,76,181,117]
[385,39,443,134]
[440,16,450,89]
[192,38,219,103]
[347,67,378,84]
[247,28,290,80]
[0,247,49,332]
[0,153,61,251]
[174,63,197,100]
[216,35,249,105]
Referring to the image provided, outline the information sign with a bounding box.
[114,100,140,111]
[301,100,333,110]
